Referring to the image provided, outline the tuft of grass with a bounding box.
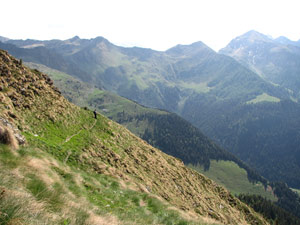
[0,144,21,169]
[147,197,162,214]
[0,193,24,225]
[0,189,44,225]
[59,208,89,225]
[26,174,64,211]
[52,166,83,197]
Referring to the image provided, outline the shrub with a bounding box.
[0,126,18,150]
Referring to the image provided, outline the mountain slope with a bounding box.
[26,62,269,187]
[2,35,300,190]
[27,64,300,224]
[274,36,300,47]
[0,50,268,224]
[2,36,291,109]
[220,30,300,98]
[26,62,300,221]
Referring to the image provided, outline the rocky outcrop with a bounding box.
[0,117,25,146]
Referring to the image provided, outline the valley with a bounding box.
[0,49,269,224]
[1,34,300,189]
[1,29,300,224]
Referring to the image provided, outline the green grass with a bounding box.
[82,173,194,225]
[65,164,196,225]
[22,107,112,166]
[0,189,44,225]
[0,144,21,169]
[0,146,46,224]
[0,144,203,225]
[26,174,64,211]
[0,114,204,225]
[0,54,231,225]
[189,160,276,200]
[246,93,280,104]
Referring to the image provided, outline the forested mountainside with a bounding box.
[0,50,269,224]
[238,194,300,225]
[25,61,300,221]
[1,34,300,190]
[27,62,266,184]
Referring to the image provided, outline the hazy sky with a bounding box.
[2,0,300,51]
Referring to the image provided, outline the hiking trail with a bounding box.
[63,119,97,144]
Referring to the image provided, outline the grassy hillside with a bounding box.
[189,161,275,200]
[26,62,268,186]
[28,62,300,222]
[0,50,269,224]
[2,37,300,190]
[2,145,203,225]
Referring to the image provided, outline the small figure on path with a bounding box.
[93,109,97,119]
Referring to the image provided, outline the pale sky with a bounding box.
[1,0,300,51]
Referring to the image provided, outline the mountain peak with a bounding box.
[275,36,300,47]
[238,30,272,42]
[275,36,290,42]
[91,36,110,43]
[166,41,213,56]
[219,30,273,54]
[69,35,80,41]
[0,36,10,42]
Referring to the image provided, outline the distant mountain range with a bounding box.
[220,30,300,98]
[274,36,300,47]
[1,32,300,191]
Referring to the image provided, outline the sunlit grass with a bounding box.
[189,160,276,200]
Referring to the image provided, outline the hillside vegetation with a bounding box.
[27,62,269,188]
[189,161,275,200]
[27,62,300,220]
[2,36,300,189]
[0,50,269,224]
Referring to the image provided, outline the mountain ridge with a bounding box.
[28,61,267,184]
[2,33,300,190]
[26,61,300,222]
[220,30,300,97]
[0,49,269,224]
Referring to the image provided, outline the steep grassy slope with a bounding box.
[29,63,300,223]
[2,36,300,189]
[0,50,268,224]
[26,62,270,188]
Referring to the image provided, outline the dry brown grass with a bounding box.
[0,126,19,150]
[86,213,120,225]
